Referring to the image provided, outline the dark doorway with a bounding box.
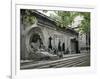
[71,38,79,54]
[58,40,61,51]
[62,42,65,51]
[48,36,52,49]
[75,41,79,53]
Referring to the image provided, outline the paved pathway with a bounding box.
[20,53,90,69]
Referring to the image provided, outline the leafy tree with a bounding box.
[49,11,90,34]
[21,9,37,27]
[49,11,79,28]
[78,12,90,33]
[78,12,90,47]
[21,10,90,35]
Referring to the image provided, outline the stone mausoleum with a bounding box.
[20,9,79,60]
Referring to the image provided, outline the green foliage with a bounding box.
[78,12,90,33]
[50,11,79,28]
[23,15,36,26]
[21,10,90,34]
[49,11,90,33]
[21,9,37,26]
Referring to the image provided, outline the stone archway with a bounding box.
[25,27,44,59]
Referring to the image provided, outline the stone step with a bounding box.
[21,53,90,69]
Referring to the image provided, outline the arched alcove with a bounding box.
[25,27,44,59]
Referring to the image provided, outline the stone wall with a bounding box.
[20,10,79,60]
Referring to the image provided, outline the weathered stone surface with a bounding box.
[20,10,79,60]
